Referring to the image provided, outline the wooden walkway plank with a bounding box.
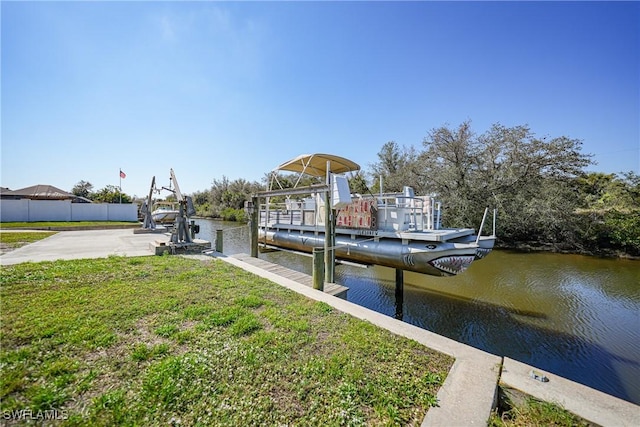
[230,253,348,298]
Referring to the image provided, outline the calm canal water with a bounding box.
[194,219,640,405]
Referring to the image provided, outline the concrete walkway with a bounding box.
[0,229,168,265]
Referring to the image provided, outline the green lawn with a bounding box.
[1,256,452,426]
[1,221,138,229]
[0,231,57,251]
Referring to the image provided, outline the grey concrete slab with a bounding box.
[0,229,169,266]
[501,357,640,427]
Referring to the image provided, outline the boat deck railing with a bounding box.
[258,191,443,233]
[374,193,442,232]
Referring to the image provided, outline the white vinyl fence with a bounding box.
[0,199,138,222]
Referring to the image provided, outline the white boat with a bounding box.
[258,153,496,277]
[151,201,179,224]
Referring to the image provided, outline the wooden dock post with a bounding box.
[324,163,335,284]
[313,248,325,291]
[248,197,258,258]
[395,268,404,320]
[215,229,224,253]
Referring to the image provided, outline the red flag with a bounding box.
[120,170,126,179]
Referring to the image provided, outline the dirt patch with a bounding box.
[1,242,17,255]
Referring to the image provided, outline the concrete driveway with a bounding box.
[0,229,169,266]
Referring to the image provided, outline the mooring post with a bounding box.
[215,229,223,253]
[248,197,258,258]
[313,247,325,291]
[395,268,404,320]
[324,162,335,283]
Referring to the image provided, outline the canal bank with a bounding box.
[207,251,640,427]
[1,228,639,425]
[194,218,640,406]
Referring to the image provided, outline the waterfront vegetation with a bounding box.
[60,122,637,257]
[490,396,591,427]
[0,255,452,425]
[188,122,639,258]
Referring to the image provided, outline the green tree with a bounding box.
[414,121,479,225]
[91,185,132,204]
[71,180,94,199]
[208,176,264,220]
[575,171,640,255]
[369,141,419,193]
[347,171,372,196]
[191,190,212,217]
[413,122,593,246]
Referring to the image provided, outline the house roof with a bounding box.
[2,184,76,200]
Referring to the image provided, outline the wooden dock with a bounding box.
[229,253,348,299]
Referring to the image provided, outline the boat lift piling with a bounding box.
[215,229,224,253]
[249,159,341,289]
[324,161,335,284]
[313,248,325,291]
[249,182,336,288]
[248,196,259,257]
[395,269,404,320]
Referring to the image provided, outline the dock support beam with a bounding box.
[313,248,325,291]
[249,196,260,258]
[215,229,224,253]
[395,269,404,320]
[247,197,259,258]
[324,163,335,283]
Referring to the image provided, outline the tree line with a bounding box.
[365,121,639,257]
[71,181,132,204]
[72,121,639,257]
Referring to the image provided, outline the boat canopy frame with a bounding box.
[269,153,361,191]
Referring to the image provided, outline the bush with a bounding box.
[220,208,248,223]
[575,209,640,256]
[602,210,640,255]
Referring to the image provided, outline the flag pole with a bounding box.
[119,168,122,204]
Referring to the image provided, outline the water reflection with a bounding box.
[194,219,640,405]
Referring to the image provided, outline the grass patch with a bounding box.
[1,256,452,425]
[0,231,57,252]
[490,387,593,426]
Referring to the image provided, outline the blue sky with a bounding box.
[2,1,638,198]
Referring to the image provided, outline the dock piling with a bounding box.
[313,248,325,291]
[249,197,259,258]
[215,229,224,253]
[395,268,404,320]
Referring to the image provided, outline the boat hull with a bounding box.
[152,211,178,224]
[260,228,488,276]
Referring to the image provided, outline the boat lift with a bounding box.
[164,168,198,245]
[138,169,209,254]
[247,154,360,290]
[140,176,158,230]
